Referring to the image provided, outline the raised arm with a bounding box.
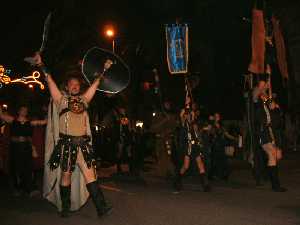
[82,59,114,103]
[82,76,102,103]
[44,74,63,104]
[24,52,62,104]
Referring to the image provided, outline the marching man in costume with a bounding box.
[253,80,287,192]
[25,52,113,217]
[174,96,211,192]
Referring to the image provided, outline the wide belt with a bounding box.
[10,136,32,142]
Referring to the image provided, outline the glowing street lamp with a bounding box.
[105,29,114,37]
[105,27,116,53]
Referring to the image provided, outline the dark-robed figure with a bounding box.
[173,99,211,192]
[253,80,287,192]
[0,105,47,196]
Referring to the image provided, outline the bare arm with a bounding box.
[30,119,47,126]
[44,74,63,104]
[24,52,62,104]
[180,109,186,124]
[82,77,101,103]
[224,130,237,141]
[83,59,114,103]
[191,111,196,122]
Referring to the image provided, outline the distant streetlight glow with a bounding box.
[104,26,116,53]
[105,29,114,37]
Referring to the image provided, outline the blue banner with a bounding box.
[165,24,189,74]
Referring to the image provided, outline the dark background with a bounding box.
[0,0,299,120]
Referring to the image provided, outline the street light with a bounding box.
[105,29,114,37]
[105,27,115,53]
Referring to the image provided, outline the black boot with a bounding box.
[199,173,211,192]
[268,166,287,192]
[173,173,183,192]
[60,185,71,217]
[86,181,112,217]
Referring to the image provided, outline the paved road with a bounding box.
[1,151,300,225]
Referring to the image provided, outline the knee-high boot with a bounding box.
[268,166,287,192]
[199,173,211,192]
[86,181,112,217]
[60,185,71,217]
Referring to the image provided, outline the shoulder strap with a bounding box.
[59,108,70,117]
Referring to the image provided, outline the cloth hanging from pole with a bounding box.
[248,9,266,74]
[165,24,189,74]
[272,16,289,79]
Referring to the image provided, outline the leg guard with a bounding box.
[60,185,71,217]
[86,181,112,217]
[268,166,287,192]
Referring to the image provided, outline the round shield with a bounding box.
[82,47,130,94]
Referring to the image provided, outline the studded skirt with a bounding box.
[49,133,96,172]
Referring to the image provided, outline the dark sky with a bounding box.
[0,0,279,120]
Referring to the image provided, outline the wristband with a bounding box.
[39,64,50,77]
[93,72,104,81]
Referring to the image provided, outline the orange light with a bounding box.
[105,29,114,37]
[0,65,11,84]
[10,71,45,90]
[0,65,45,89]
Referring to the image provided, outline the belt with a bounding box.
[11,136,32,142]
[59,133,90,144]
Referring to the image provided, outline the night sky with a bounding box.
[0,0,286,120]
